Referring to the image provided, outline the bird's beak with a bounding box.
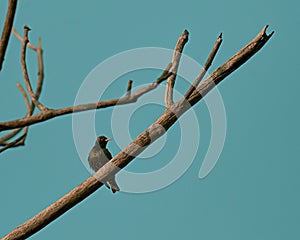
[106,138,112,141]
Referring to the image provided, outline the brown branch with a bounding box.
[0,83,31,153]
[0,0,18,71]
[0,62,173,131]
[184,33,223,99]
[2,26,273,240]
[16,82,31,116]
[12,28,45,111]
[188,25,274,105]
[0,128,22,146]
[130,62,172,99]
[0,131,27,153]
[164,30,189,107]
[35,38,44,99]
[0,28,47,152]
[125,80,133,98]
[21,26,48,112]
[12,27,38,51]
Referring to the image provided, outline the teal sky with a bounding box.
[0,1,299,239]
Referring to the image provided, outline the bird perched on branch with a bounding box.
[88,136,120,193]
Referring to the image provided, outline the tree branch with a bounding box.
[0,0,18,71]
[187,25,274,105]
[0,83,30,153]
[164,30,189,107]
[20,26,48,112]
[13,27,45,110]
[2,25,273,240]
[12,27,38,51]
[0,62,173,131]
[0,28,46,152]
[184,33,222,99]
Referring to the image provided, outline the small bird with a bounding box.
[88,136,120,193]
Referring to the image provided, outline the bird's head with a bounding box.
[96,135,112,148]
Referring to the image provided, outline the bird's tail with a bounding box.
[108,177,120,193]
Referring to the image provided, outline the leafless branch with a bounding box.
[0,0,18,71]
[0,27,46,152]
[164,30,189,107]
[184,33,223,99]
[2,26,273,240]
[13,27,45,110]
[188,25,274,105]
[0,128,22,146]
[0,62,173,131]
[35,38,44,99]
[0,83,31,153]
[20,26,48,112]
[12,27,38,51]
[125,80,133,98]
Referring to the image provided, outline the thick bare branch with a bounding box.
[2,26,273,240]
[184,33,222,99]
[164,30,189,107]
[0,63,173,131]
[0,0,18,71]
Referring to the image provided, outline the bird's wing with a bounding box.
[88,146,104,171]
[88,146,113,172]
[103,148,113,160]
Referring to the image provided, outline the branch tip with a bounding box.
[261,25,274,40]
[126,80,133,97]
[165,31,189,107]
[24,25,31,31]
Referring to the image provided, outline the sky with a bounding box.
[0,0,299,239]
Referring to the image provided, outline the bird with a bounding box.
[88,135,120,193]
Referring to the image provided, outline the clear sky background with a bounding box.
[0,1,299,239]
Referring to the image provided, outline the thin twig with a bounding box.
[15,82,30,146]
[12,27,38,51]
[125,80,133,98]
[2,26,273,240]
[12,28,45,111]
[35,38,44,99]
[0,83,31,152]
[184,33,222,99]
[0,0,18,71]
[164,30,189,107]
[188,25,274,104]
[21,26,48,112]
[0,128,22,145]
[16,82,31,115]
[0,132,27,153]
[0,62,173,131]
[130,62,172,99]
[0,28,46,152]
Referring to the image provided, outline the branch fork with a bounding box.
[0,26,47,153]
